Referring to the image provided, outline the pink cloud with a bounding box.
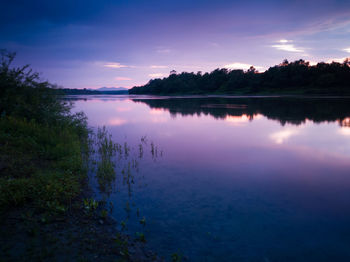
[104,62,129,68]
[115,77,132,81]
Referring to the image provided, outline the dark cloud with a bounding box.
[1,0,110,26]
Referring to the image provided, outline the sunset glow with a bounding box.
[2,1,350,89]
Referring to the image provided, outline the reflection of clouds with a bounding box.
[339,127,350,136]
[109,117,127,126]
[150,108,166,115]
[253,114,263,120]
[225,114,264,126]
[149,108,169,122]
[115,106,131,112]
[270,129,299,144]
[151,116,168,123]
[225,115,250,126]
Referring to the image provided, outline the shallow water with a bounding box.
[72,95,350,261]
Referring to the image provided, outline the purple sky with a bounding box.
[1,0,350,89]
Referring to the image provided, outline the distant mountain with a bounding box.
[97,87,128,92]
[58,87,129,95]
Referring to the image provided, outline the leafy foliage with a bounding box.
[0,51,90,213]
[129,59,350,95]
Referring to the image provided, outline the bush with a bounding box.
[0,51,90,213]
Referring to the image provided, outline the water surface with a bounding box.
[72,95,350,261]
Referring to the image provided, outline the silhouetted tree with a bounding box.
[129,58,350,95]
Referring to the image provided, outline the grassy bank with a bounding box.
[0,115,89,214]
[0,51,160,261]
[0,50,90,215]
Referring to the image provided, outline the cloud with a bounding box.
[271,39,305,53]
[150,65,168,69]
[223,63,263,70]
[115,77,132,81]
[326,57,348,63]
[149,73,165,78]
[278,39,290,43]
[308,61,318,66]
[156,48,171,54]
[210,42,220,47]
[343,47,350,53]
[272,44,304,53]
[104,62,129,68]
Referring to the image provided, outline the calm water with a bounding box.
[72,95,350,261]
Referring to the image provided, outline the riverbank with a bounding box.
[0,118,160,261]
[0,51,161,261]
[0,185,160,261]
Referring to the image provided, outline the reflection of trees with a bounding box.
[132,97,350,126]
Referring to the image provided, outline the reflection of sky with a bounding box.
[73,96,350,160]
[339,126,350,136]
[74,96,350,261]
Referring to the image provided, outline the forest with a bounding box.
[129,59,350,95]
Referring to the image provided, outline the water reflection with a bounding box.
[270,128,300,144]
[72,95,350,262]
[132,96,350,126]
[92,125,163,245]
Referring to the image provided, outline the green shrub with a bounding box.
[0,51,90,214]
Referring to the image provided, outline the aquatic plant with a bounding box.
[90,127,165,254]
[141,135,148,144]
[151,142,155,157]
[120,220,127,231]
[114,232,129,258]
[123,142,130,158]
[135,232,146,243]
[171,252,182,262]
[95,126,117,196]
[83,198,99,215]
[100,209,108,219]
[139,217,146,226]
[124,201,131,213]
[138,144,143,158]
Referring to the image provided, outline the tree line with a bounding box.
[129,59,350,95]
